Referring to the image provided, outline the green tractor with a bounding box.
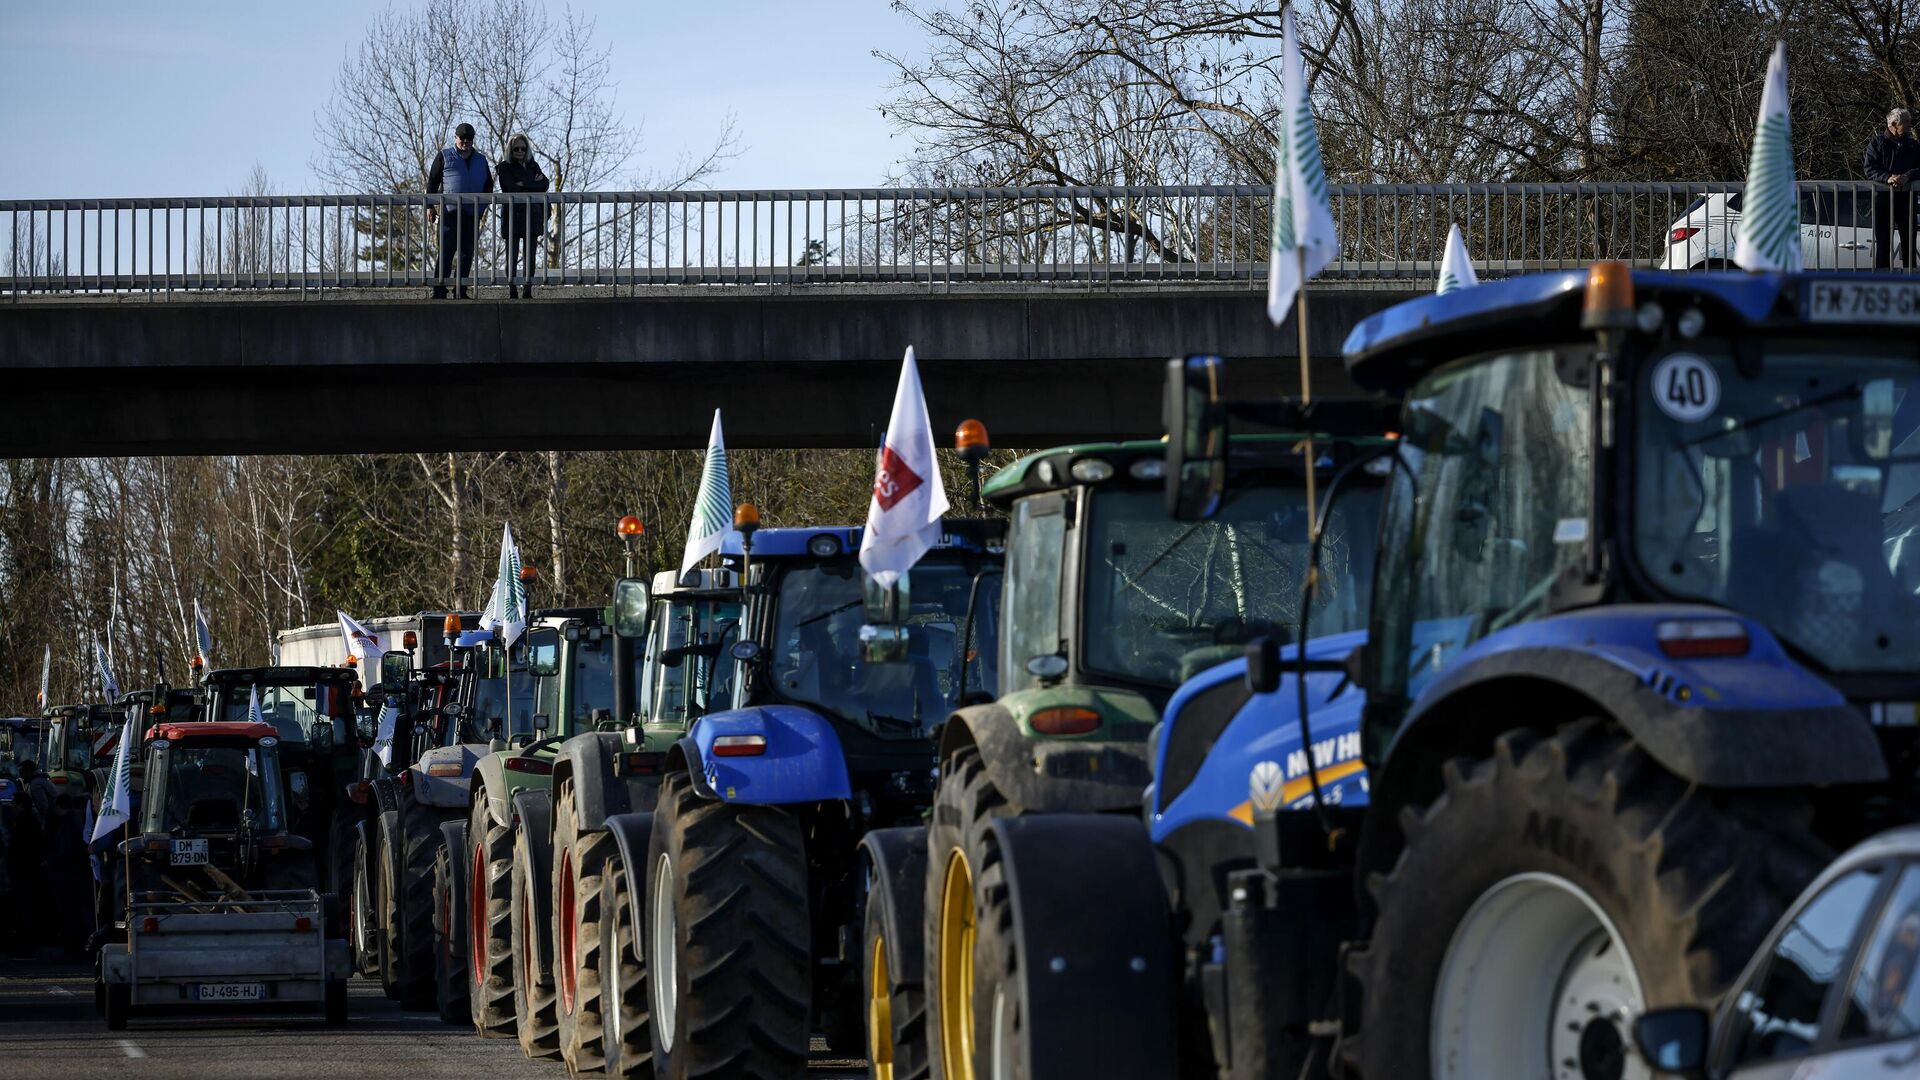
[39,702,125,795]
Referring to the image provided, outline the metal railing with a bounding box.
[3,182,1914,298]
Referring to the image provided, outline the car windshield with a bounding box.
[768,556,997,736]
[1634,340,1920,673]
[1081,486,1379,689]
[149,743,286,833]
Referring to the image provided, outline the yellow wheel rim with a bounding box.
[869,931,895,1080]
[938,847,977,1080]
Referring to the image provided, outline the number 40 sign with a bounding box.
[1650,353,1720,423]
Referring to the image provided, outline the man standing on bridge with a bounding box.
[1864,107,1920,269]
[426,122,495,299]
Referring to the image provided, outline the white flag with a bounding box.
[480,522,528,647]
[1266,5,1339,326]
[37,644,49,709]
[1735,41,1802,273]
[860,347,950,589]
[682,409,738,583]
[90,713,138,843]
[1437,223,1481,294]
[93,635,121,701]
[372,701,401,767]
[194,596,215,668]
[338,610,385,666]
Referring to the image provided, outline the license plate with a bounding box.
[169,839,209,866]
[1803,281,1920,323]
[193,982,266,1001]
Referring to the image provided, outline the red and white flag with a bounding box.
[338,610,385,666]
[860,347,949,589]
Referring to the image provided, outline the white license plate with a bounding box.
[1804,280,1920,323]
[193,982,266,1001]
[169,839,209,866]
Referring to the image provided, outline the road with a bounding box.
[0,959,863,1079]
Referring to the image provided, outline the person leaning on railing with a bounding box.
[1864,107,1920,270]
[425,122,495,299]
[497,133,550,299]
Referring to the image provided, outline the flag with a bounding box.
[372,701,401,767]
[338,610,384,666]
[860,347,950,589]
[93,635,121,701]
[248,685,265,725]
[1437,222,1480,295]
[194,597,214,668]
[1266,5,1339,326]
[1735,41,1802,273]
[681,409,737,583]
[37,644,49,709]
[480,522,528,647]
[90,713,137,843]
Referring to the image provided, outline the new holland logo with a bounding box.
[1249,760,1285,814]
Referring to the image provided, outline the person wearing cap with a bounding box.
[496,133,550,299]
[426,122,495,298]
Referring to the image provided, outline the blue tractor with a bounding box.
[986,265,1920,1080]
[591,518,1003,1077]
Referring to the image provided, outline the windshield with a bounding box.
[145,742,286,833]
[471,675,538,738]
[1634,341,1920,674]
[768,557,997,735]
[646,598,743,726]
[0,724,49,776]
[1081,486,1379,689]
[569,637,616,727]
[216,682,346,745]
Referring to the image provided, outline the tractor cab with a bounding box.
[449,629,538,745]
[635,567,744,738]
[525,606,619,739]
[40,702,124,791]
[123,721,313,894]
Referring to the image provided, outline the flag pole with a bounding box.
[1296,247,1318,542]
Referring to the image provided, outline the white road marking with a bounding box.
[44,986,72,996]
[117,1040,147,1058]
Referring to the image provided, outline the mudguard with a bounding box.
[1386,605,1887,790]
[600,811,655,951]
[994,815,1178,1079]
[439,818,469,961]
[857,826,928,991]
[411,743,483,809]
[552,733,631,831]
[511,789,555,981]
[943,698,1156,815]
[682,705,852,805]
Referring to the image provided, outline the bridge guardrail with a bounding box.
[3,182,1912,298]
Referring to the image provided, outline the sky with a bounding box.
[0,1,929,199]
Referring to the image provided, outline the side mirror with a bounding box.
[1164,355,1229,521]
[1025,654,1068,682]
[860,624,910,664]
[526,627,560,677]
[1632,1007,1711,1079]
[614,577,651,640]
[864,571,909,624]
[531,714,550,736]
[380,650,412,690]
[1244,637,1282,695]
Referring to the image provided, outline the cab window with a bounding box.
[1724,867,1884,1067]
[1839,862,1920,1045]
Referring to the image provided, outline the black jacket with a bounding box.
[496,158,551,237]
[1864,131,1920,184]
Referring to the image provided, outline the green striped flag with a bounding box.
[89,712,137,842]
[681,409,735,583]
[1734,42,1802,273]
[1436,222,1480,295]
[1266,5,1338,326]
[480,522,527,647]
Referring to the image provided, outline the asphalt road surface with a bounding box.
[0,957,863,1079]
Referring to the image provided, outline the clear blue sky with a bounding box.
[0,1,927,199]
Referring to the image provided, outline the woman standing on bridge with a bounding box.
[497,134,550,299]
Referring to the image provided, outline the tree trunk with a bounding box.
[547,450,568,603]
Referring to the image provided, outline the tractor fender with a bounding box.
[470,750,514,828]
[439,818,470,959]
[551,732,631,832]
[600,811,655,952]
[940,701,1156,815]
[856,826,928,990]
[664,737,719,799]
[411,743,482,809]
[992,814,1178,1079]
[511,788,556,981]
[677,706,852,806]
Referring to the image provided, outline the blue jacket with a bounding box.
[428,147,494,215]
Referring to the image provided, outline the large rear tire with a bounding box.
[467,793,517,1038]
[432,839,469,1024]
[381,794,442,1009]
[644,771,811,1079]
[599,854,655,1078]
[1343,719,1830,1080]
[511,823,561,1060]
[924,746,1016,1080]
[554,782,613,1074]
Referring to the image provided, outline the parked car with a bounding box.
[1634,825,1920,1078]
[1659,188,1898,271]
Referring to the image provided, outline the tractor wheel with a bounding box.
[865,868,931,1080]
[924,746,1018,1080]
[325,977,349,1026]
[554,782,614,1074]
[381,796,442,1009]
[511,824,561,1060]
[467,793,517,1038]
[105,982,131,1031]
[374,810,403,1000]
[432,839,469,1024]
[644,771,810,1078]
[1342,719,1829,1080]
[598,854,655,1078]
[350,830,381,977]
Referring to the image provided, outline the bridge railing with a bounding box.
[2,182,1910,297]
